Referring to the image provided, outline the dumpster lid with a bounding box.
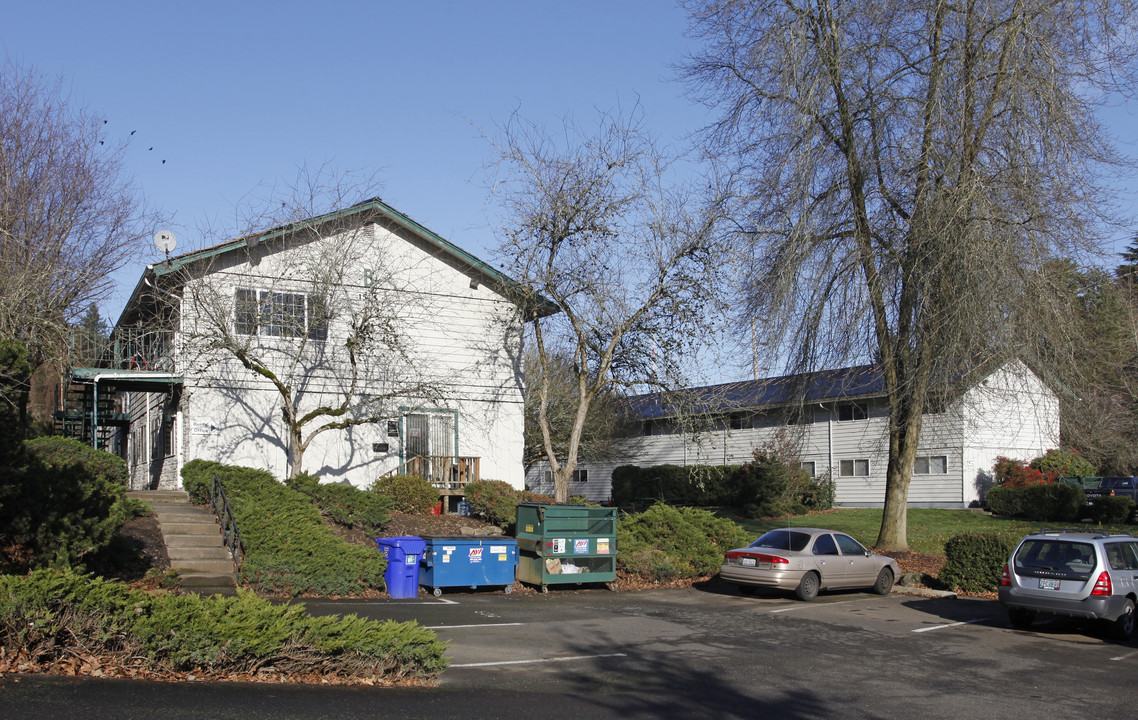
[421,535,516,543]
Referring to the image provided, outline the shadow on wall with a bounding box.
[973,470,995,508]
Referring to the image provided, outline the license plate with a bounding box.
[741,557,756,567]
[1039,578,1061,590]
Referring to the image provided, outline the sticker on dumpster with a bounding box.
[469,547,484,563]
[574,539,589,554]
[442,554,451,563]
[525,524,534,533]
[550,538,566,554]
[405,554,418,565]
[597,538,611,554]
[490,545,507,554]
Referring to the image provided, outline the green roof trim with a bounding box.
[146,197,558,317]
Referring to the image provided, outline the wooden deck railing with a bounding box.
[386,455,480,491]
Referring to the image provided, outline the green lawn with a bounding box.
[728,508,1133,556]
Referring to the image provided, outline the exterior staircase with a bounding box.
[128,490,237,595]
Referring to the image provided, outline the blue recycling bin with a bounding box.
[419,536,518,596]
[374,536,426,599]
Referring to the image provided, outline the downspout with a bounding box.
[820,404,833,478]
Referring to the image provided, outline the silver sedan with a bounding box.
[720,528,901,601]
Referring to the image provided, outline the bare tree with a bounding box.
[522,346,631,469]
[487,109,729,502]
[174,173,484,480]
[0,60,161,380]
[682,0,1138,548]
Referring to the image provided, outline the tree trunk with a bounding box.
[876,401,924,550]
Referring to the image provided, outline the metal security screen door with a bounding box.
[404,413,455,460]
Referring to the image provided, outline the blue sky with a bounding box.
[3,2,712,318]
[4,1,1136,382]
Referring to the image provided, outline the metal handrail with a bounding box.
[210,471,244,580]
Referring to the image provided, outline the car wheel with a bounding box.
[737,584,756,596]
[871,568,894,595]
[1008,608,1035,629]
[795,571,820,602]
[1109,599,1136,641]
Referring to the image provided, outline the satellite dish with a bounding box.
[154,230,177,254]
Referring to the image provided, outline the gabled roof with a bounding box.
[626,365,886,420]
[118,197,558,326]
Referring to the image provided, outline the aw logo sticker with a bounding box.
[469,547,484,563]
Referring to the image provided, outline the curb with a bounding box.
[893,586,958,599]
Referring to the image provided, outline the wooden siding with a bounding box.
[121,218,527,490]
[557,361,1056,508]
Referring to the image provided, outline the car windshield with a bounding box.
[750,530,812,552]
[1014,539,1095,573]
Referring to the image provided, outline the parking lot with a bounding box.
[298,582,1138,717]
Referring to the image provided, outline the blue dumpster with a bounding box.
[420,536,518,596]
[374,536,426,599]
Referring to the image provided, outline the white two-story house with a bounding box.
[527,360,1059,508]
[109,198,548,493]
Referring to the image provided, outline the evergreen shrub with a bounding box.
[617,504,751,582]
[465,480,520,528]
[371,474,440,514]
[288,473,391,535]
[939,532,1018,594]
[0,437,129,572]
[181,460,385,596]
[0,569,447,682]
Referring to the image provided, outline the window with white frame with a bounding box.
[837,402,868,421]
[839,458,870,477]
[235,288,328,340]
[541,469,587,483]
[913,455,948,474]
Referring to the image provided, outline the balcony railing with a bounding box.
[69,327,176,371]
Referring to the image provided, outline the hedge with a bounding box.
[0,569,446,682]
[181,460,385,596]
[611,464,741,507]
[939,532,1018,594]
[984,483,1086,522]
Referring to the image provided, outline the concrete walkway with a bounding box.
[127,490,237,595]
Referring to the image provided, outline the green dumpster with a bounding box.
[515,503,617,592]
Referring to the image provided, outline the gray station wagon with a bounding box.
[998,529,1138,640]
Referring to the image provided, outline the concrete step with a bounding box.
[152,505,216,520]
[172,559,237,574]
[163,533,226,548]
[128,490,191,504]
[128,489,237,593]
[160,522,223,535]
[178,574,239,596]
[167,547,233,561]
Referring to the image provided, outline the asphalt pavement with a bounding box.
[4,582,1138,719]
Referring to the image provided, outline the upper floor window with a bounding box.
[235,288,328,340]
[837,402,867,421]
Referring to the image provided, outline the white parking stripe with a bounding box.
[768,599,860,613]
[428,622,525,630]
[1110,651,1138,661]
[450,653,627,668]
[912,619,983,633]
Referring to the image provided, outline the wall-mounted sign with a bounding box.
[191,421,217,435]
